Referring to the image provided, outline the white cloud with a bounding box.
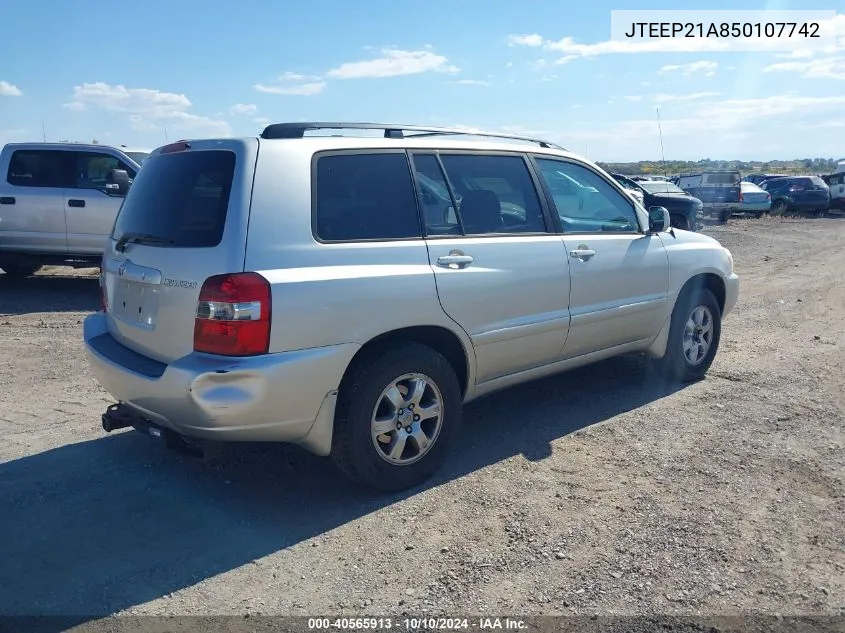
[0,81,23,97]
[63,82,231,136]
[254,81,327,96]
[325,48,459,79]
[253,117,271,125]
[652,91,720,103]
[507,34,545,47]
[763,57,845,80]
[230,103,257,115]
[507,16,845,61]
[659,61,718,77]
[449,79,491,86]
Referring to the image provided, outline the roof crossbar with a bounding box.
[259,122,564,150]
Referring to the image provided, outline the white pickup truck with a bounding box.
[0,142,147,278]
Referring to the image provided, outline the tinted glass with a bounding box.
[72,152,136,190]
[6,150,74,188]
[703,173,740,185]
[535,158,639,233]
[112,150,235,248]
[314,153,421,241]
[438,154,546,234]
[411,154,461,235]
[640,181,685,194]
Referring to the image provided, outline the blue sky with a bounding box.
[1,0,843,162]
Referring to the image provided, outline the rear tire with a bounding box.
[331,343,463,492]
[0,261,41,279]
[658,287,722,383]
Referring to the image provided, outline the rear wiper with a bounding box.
[114,232,175,252]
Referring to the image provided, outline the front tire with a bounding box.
[771,200,787,217]
[659,287,722,383]
[331,343,463,492]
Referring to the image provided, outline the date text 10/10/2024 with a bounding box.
[308,618,527,630]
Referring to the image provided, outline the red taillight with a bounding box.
[193,272,271,356]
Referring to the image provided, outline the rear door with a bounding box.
[532,156,670,358]
[102,139,258,364]
[1,148,72,254]
[64,150,138,255]
[411,151,571,384]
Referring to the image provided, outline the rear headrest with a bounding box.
[459,189,502,234]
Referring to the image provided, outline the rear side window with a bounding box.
[112,150,235,248]
[704,173,740,185]
[313,152,421,241]
[6,150,74,188]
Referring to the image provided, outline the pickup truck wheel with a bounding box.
[331,343,462,492]
[660,288,722,383]
[0,262,41,279]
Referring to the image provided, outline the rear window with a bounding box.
[313,152,421,241]
[111,150,235,248]
[810,176,828,187]
[703,173,740,185]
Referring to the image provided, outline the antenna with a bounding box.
[164,126,169,142]
[656,107,667,178]
[41,120,46,142]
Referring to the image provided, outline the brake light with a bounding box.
[193,272,271,356]
[160,141,191,154]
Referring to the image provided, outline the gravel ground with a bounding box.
[0,218,843,627]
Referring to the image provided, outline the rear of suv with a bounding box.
[84,123,739,492]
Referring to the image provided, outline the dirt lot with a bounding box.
[0,218,843,626]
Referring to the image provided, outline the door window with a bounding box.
[534,158,640,233]
[72,152,136,191]
[411,152,548,236]
[6,150,74,188]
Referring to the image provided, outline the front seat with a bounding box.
[458,189,503,234]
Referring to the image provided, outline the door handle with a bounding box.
[570,249,596,261]
[0,197,14,205]
[68,199,86,208]
[437,254,474,269]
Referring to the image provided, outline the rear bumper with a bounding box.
[83,312,359,445]
[723,273,740,318]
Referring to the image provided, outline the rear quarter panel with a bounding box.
[243,142,476,372]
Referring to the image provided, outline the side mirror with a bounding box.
[648,206,671,233]
[105,169,131,196]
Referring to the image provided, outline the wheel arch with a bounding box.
[341,325,474,398]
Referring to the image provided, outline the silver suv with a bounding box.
[83,123,739,492]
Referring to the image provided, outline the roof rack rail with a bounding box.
[259,122,565,150]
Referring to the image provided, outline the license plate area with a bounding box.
[112,279,159,328]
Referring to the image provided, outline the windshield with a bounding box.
[639,181,685,194]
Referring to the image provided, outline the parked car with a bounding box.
[760,176,830,216]
[728,181,772,217]
[743,173,787,186]
[611,174,703,231]
[821,172,845,211]
[0,142,141,278]
[84,122,739,492]
[675,170,741,221]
